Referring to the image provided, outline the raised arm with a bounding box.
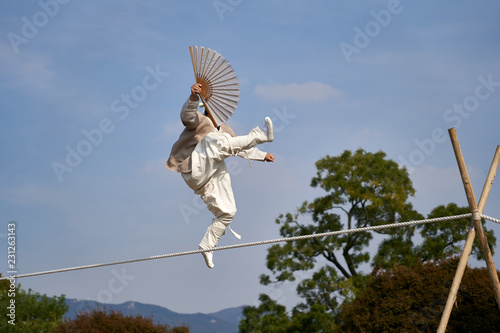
[190,83,201,101]
[180,83,202,129]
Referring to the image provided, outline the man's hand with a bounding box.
[190,83,202,101]
[264,153,274,162]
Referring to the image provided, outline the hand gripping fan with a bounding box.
[189,46,240,127]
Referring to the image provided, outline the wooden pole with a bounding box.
[437,229,476,333]
[477,145,500,213]
[437,129,500,332]
[437,142,500,332]
[449,129,500,304]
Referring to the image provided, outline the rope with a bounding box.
[482,214,500,225]
[2,213,480,281]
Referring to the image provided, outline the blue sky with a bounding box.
[1,0,500,315]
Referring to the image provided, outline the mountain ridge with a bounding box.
[65,298,243,333]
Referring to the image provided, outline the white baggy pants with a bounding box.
[182,126,267,251]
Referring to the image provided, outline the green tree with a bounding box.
[419,203,496,261]
[260,149,420,313]
[287,303,336,332]
[341,257,500,332]
[0,276,68,332]
[373,203,496,268]
[239,294,290,333]
[53,306,189,333]
[239,294,337,333]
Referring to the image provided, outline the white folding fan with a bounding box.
[189,46,240,127]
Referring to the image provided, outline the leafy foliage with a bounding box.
[420,203,496,261]
[260,149,419,312]
[239,294,336,333]
[53,306,190,333]
[341,257,500,332]
[239,294,290,333]
[373,203,496,268]
[287,303,336,332]
[0,277,68,333]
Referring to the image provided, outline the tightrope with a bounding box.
[2,213,499,280]
[483,214,500,225]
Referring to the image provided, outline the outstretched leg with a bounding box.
[186,117,274,190]
[224,117,274,154]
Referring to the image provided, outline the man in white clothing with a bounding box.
[166,83,274,268]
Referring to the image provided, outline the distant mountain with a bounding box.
[65,299,243,333]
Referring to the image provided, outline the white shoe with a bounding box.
[199,246,214,269]
[263,117,274,142]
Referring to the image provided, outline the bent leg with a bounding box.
[197,162,237,268]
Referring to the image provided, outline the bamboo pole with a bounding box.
[450,133,500,308]
[477,145,500,213]
[437,129,500,332]
[438,143,500,332]
[437,229,476,333]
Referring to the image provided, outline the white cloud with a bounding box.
[253,81,343,102]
